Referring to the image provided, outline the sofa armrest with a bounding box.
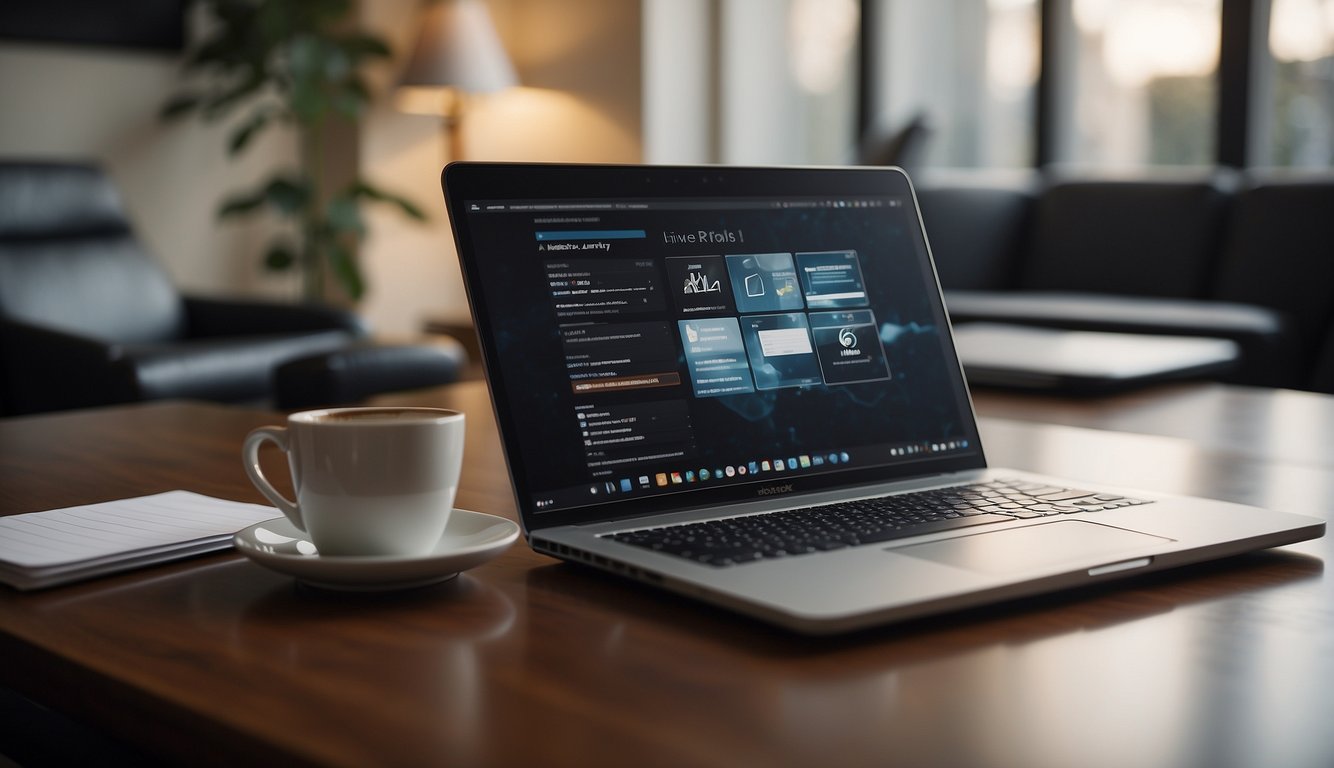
[943,290,1302,388]
[273,340,469,410]
[183,295,370,339]
[944,290,1286,334]
[0,317,137,414]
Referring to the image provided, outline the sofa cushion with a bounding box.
[917,184,1034,290]
[1213,177,1334,375]
[1021,179,1231,298]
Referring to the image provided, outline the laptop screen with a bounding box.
[444,164,985,530]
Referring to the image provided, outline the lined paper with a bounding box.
[0,491,276,590]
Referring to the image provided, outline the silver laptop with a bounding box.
[442,162,1323,634]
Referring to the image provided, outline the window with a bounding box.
[1265,0,1334,166]
[656,0,1334,171]
[863,0,1334,171]
[1063,0,1221,167]
[720,0,860,164]
[644,0,859,165]
[868,0,1039,167]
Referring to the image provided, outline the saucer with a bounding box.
[233,510,520,592]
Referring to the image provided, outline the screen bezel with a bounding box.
[442,162,987,533]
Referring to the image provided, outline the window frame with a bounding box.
[859,0,1291,169]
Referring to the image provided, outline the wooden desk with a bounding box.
[1,383,1331,767]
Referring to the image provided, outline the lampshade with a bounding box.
[398,0,517,93]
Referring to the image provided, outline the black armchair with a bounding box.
[0,160,460,415]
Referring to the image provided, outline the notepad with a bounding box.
[0,491,277,591]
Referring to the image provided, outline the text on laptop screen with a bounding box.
[461,193,980,515]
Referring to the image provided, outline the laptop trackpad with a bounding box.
[891,521,1173,575]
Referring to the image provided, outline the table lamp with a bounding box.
[396,0,518,160]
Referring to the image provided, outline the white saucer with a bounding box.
[233,509,520,592]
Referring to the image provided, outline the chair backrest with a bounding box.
[0,161,185,343]
[916,179,1035,291]
[1212,175,1334,384]
[1019,177,1232,299]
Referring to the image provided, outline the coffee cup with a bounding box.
[242,407,465,557]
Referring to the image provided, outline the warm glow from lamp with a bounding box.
[396,0,518,160]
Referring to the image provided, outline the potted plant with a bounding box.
[163,0,424,302]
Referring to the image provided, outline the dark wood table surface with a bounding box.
[1,381,1331,768]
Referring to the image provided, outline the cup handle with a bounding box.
[242,426,305,531]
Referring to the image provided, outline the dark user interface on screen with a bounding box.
[463,195,978,514]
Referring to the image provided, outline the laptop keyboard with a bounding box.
[603,478,1150,567]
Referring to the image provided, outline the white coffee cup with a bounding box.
[242,407,465,557]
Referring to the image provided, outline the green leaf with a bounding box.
[184,31,245,71]
[337,34,391,61]
[287,34,327,79]
[329,243,365,300]
[227,107,274,155]
[264,177,310,215]
[218,177,310,219]
[311,0,354,25]
[262,242,297,271]
[343,77,370,102]
[202,74,266,121]
[331,87,366,119]
[350,181,428,221]
[218,188,267,218]
[390,196,428,221]
[160,94,201,121]
[322,46,352,82]
[255,0,301,45]
[289,79,329,121]
[326,196,365,236]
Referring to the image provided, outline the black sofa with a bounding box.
[914,170,1334,393]
[0,160,466,416]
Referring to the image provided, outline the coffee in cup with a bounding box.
[242,407,465,557]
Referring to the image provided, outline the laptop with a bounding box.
[442,162,1323,634]
[952,322,1240,393]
